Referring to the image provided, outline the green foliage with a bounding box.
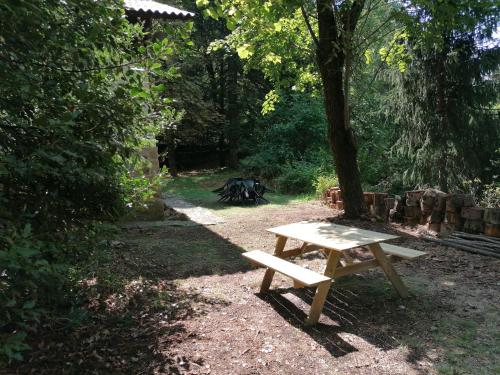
[314,174,339,198]
[0,225,59,361]
[480,182,500,208]
[0,0,186,361]
[276,162,319,194]
[240,94,334,193]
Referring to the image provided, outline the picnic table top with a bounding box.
[267,221,398,251]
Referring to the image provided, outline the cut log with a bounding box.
[461,207,484,220]
[406,190,425,207]
[451,231,500,245]
[370,204,386,219]
[384,198,395,210]
[420,188,447,212]
[445,212,463,225]
[363,192,374,206]
[463,219,484,234]
[335,201,344,210]
[404,206,421,218]
[423,236,500,258]
[484,208,500,225]
[373,192,388,206]
[462,194,475,207]
[436,194,447,212]
[485,223,500,238]
[447,236,500,251]
[429,210,444,224]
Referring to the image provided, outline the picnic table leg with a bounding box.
[368,243,409,298]
[260,235,288,293]
[305,250,341,325]
[323,250,342,278]
[305,280,332,326]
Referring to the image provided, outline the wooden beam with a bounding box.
[280,244,323,258]
[260,235,287,293]
[368,243,409,298]
[334,258,381,278]
[305,280,332,326]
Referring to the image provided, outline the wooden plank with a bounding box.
[379,243,426,259]
[334,258,382,278]
[281,244,323,258]
[243,250,331,287]
[323,250,342,277]
[368,243,409,298]
[306,250,342,325]
[267,222,398,251]
[260,235,287,292]
[305,280,332,326]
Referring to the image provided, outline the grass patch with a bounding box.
[433,312,500,375]
[162,169,314,217]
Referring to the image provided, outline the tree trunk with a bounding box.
[435,50,449,192]
[225,53,240,169]
[316,0,365,218]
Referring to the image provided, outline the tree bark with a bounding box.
[225,53,241,169]
[435,49,449,192]
[316,0,365,218]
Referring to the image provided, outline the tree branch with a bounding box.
[301,5,320,48]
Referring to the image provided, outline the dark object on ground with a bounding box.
[213,178,270,204]
[423,232,500,259]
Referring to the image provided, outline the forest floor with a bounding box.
[9,171,500,375]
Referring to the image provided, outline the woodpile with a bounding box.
[325,187,343,210]
[424,232,500,259]
[322,186,500,238]
[364,192,388,219]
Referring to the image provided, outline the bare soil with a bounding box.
[9,200,500,375]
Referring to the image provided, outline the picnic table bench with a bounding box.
[242,221,426,325]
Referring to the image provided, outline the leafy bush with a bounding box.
[314,174,339,198]
[0,226,62,362]
[0,0,182,361]
[276,162,319,194]
[480,183,500,208]
[241,93,334,192]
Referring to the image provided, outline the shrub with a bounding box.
[276,162,319,194]
[314,174,339,198]
[241,93,333,192]
[480,182,500,208]
[0,0,179,361]
[0,225,66,362]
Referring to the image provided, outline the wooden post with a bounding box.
[368,243,409,298]
[305,280,332,326]
[260,235,288,293]
[323,250,342,277]
[305,250,341,325]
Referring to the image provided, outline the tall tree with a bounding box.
[389,0,499,190]
[313,0,366,216]
[196,0,398,216]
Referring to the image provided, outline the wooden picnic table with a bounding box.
[243,221,426,325]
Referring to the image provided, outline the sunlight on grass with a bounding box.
[161,169,315,217]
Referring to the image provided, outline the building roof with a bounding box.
[124,0,195,20]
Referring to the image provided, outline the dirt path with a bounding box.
[13,200,500,375]
[164,193,225,225]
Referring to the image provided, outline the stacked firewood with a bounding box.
[325,187,343,210]
[322,187,500,238]
[419,189,448,231]
[363,192,389,219]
